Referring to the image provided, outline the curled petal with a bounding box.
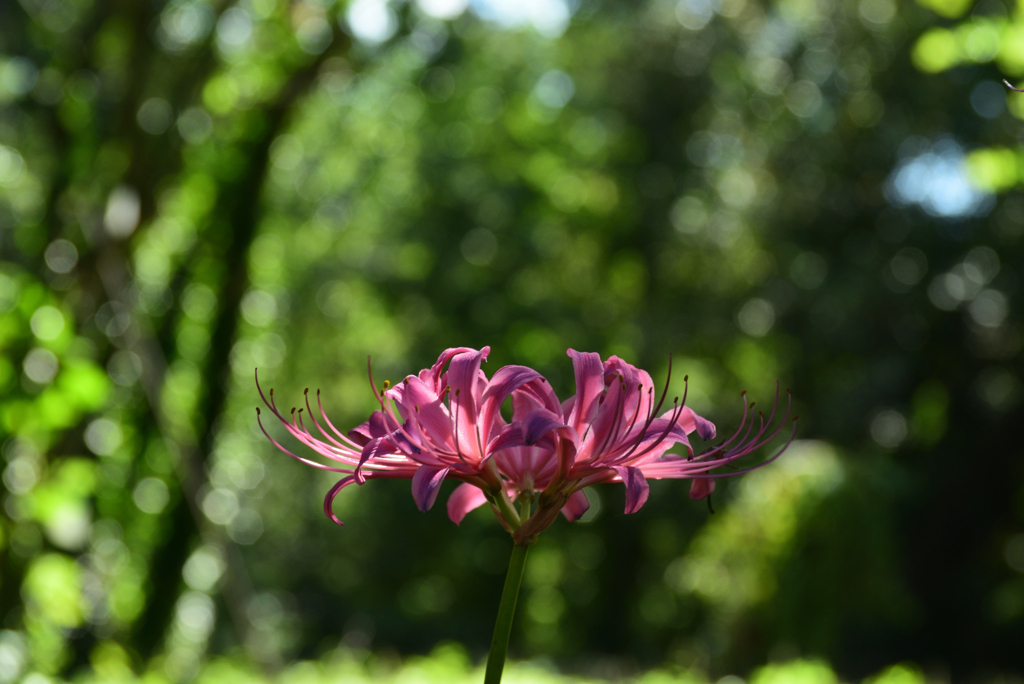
[487,409,567,454]
[323,475,359,525]
[611,465,650,514]
[488,423,530,454]
[522,408,569,445]
[348,411,390,445]
[560,490,590,521]
[411,465,451,512]
[447,482,488,525]
[354,436,396,483]
[511,384,562,424]
[424,346,480,389]
[675,406,716,440]
[481,366,544,418]
[694,414,716,440]
[480,366,562,440]
[448,347,490,410]
[689,477,716,500]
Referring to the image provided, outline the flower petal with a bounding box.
[522,408,569,445]
[566,349,605,430]
[447,347,491,459]
[487,422,529,454]
[391,376,455,451]
[323,475,359,525]
[560,490,590,521]
[689,477,716,500]
[480,365,545,437]
[447,483,488,525]
[424,346,480,390]
[411,465,451,512]
[611,465,650,514]
[354,435,397,482]
[675,406,717,440]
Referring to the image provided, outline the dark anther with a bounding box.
[256,407,261,415]
[706,494,715,515]
[304,388,309,395]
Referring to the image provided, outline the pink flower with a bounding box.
[257,347,795,540]
[256,346,559,527]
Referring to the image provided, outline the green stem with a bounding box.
[493,490,521,530]
[484,542,530,684]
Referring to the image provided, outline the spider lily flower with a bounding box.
[467,350,797,544]
[257,347,796,541]
[256,346,569,528]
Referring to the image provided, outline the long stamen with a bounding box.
[365,359,408,442]
[364,357,414,451]
[694,391,751,460]
[257,371,362,463]
[696,390,792,466]
[590,374,629,459]
[694,400,756,462]
[620,357,674,459]
[303,389,363,451]
[367,356,385,410]
[759,382,781,432]
[313,389,364,448]
[614,383,647,449]
[613,396,684,465]
[603,376,634,450]
[627,395,688,462]
[255,408,351,472]
[688,415,798,480]
[255,369,293,426]
[651,354,673,419]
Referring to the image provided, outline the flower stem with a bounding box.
[484,542,530,684]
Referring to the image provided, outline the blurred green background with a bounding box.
[1,0,1023,681]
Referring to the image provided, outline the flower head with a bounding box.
[257,346,795,541]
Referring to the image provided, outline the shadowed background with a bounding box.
[0,0,1022,681]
